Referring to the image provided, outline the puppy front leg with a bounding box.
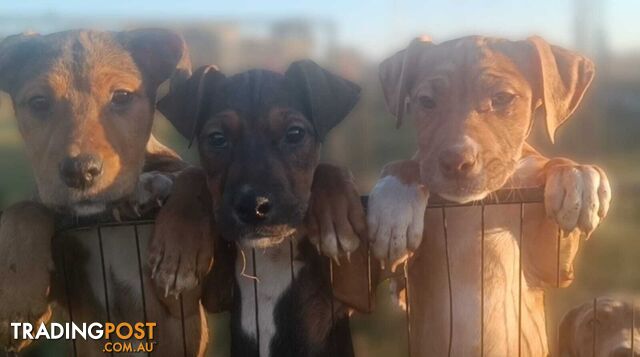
[367,159,429,272]
[519,151,612,287]
[306,164,381,312]
[148,167,215,300]
[113,135,190,219]
[306,163,367,261]
[0,201,54,351]
[543,157,610,287]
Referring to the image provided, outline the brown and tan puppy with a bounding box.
[0,29,206,355]
[367,36,611,356]
[559,298,639,357]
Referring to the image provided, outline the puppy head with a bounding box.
[159,60,360,248]
[0,29,189,215]
[380,36,594,203]
[559,298,639,357]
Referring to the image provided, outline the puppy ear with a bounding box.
[157,65,226,145]
[558,302,588,357]
[528,36,595,143]
[379,36,433,128]
[118,28,192,90]
[0,32,42,93]
[285,60,360,140]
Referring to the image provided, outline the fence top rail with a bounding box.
[426,186,544,208]
[51,187,545,232]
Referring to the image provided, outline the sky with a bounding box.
[1,0,638,59]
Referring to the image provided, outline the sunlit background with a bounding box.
[0,1,638,356]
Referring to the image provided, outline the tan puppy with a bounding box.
[0,29,206,355]
[559,298,639,357]
[368,36,611,356]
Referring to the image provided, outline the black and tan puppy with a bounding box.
[0,29,207,355]
[152,61,367,356]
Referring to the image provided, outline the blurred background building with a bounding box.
[0,0,637,356]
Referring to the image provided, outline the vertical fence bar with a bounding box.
[97,227,111,321]
[404,260,412,357]
[252,248,260,357]
[132,225,151,357]
[556,228,562,288]
[60,244,78,357]
[592,298,597,357]
[178,295,188,357]
[133,225,149,323]
[366,241,373,313]
[5,322,10,353]
[96,227,114,357]
[289,240,295,357]
[329,257,336,352]
[518,203,523,357]
[441,207,453,357]
[289,240,295,282]
[480,204,485,357]
[631,300,635,357]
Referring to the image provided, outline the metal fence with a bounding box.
[44,187,637,357]
[50,215,202,356]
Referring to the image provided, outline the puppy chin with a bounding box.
[429,180,489,204]
[41,195,108,216]
[438,191,489,204]
[40,179,135,217]
[237,226,298,249]
[239,236,287,249]
[71,202,108,216]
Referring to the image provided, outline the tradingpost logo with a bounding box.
[11,321,157,353]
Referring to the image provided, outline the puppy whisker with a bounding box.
[238,245,260,283]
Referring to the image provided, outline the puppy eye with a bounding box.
[207,132,228,149]
[418,95,436,109]
[28,95,51,113]
[492,92,515,107]
[284,125,306,144]
[111,90,133,107]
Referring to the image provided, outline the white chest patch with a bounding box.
[236,241,304,357]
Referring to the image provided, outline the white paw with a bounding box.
[544,164,611,236]
[367,176,428,271]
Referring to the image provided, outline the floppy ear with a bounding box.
[528,36,595,143]
[117,28,191,90]
[379,36,433,128]
[157,65,226,145]
[285,60,361,140]
[558,303,587,357]
[0,32,42,94]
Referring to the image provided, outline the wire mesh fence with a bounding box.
[51,217,202,357]
[41,187,637,356]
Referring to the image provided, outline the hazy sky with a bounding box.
[1,0,638,59]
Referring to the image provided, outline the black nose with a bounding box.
[439,146,478,179]
[59,154,103,189]
[234,190,273,225]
